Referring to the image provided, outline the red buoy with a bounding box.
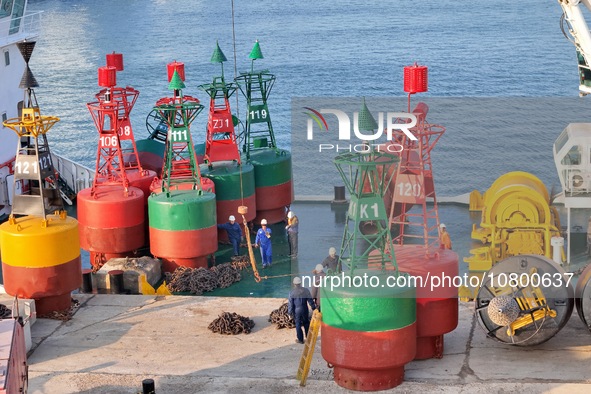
[98,66,116,88]
[403,63,428,93]
[106,52,124,71]
[371,245,458,359]
[78,186,145,258]
[167,61,185,82]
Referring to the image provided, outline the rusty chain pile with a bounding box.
[208,312,255,335]
[211,263,242,289]
[165,263,242,295]
[230,255,250,270]
[268,302,295,329]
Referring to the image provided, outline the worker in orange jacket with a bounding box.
[439,223,452,250]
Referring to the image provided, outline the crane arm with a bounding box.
[558,0,591,94]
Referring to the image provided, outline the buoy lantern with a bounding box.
[403,63,428,94]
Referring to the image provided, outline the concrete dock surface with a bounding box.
[15,294,591,393]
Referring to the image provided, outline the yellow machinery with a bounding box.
[464,172,563,299]
[475,255,573,346]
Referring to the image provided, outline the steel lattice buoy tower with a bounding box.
[96,53,157,204]
[320,149,417,391]
[235,41,293,224]
[201,42,241,164]
[199,43,257,245]
[77,62,146,270]
[0,41,81,314]
[383,65,459,359]
[148,65,217,272]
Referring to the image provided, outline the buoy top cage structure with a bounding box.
[334,149,400,273]
[198,42,241,164]
[235,40,277,159]
[154,63,205,194]
[2,40,64,220]
[88,54,140,193]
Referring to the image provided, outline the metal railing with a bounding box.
[0,11,43,47]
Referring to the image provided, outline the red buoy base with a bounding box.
[2,257,81,315]
[322,323,416,391]
[35,293,72,316]
[333,366,404,392]
[416,334,444,360]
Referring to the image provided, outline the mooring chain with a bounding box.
[165,263,242,294]
[268,302,295,329]
[208,311,255,335]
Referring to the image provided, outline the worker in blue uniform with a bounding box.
[254,218,273,267]
[217,215,243,256]
[288,276,317,344]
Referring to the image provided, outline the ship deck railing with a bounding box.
[0,11,43,48]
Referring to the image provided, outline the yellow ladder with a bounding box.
[296,310,322,387]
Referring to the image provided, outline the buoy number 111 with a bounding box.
[170,128,189,142]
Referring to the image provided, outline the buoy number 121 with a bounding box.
[15,160,38,175]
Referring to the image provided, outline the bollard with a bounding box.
[81,269,93,293]
[142,378,156,394]
[551,236,565,266]
[332,185,346,203]
[108,270,125,294]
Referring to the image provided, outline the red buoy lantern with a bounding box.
[98,66,116,88]
[167,61,185,82]
[403,63,428,94]
[106,52,124,71]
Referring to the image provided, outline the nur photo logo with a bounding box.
[303,103,418,153]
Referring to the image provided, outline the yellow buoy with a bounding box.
[0,212,81,314]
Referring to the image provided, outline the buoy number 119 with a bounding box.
[248,105,269,123]
[249,109,267,120]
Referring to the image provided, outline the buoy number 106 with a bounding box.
[396,182,421,197]
[99,135,118,147]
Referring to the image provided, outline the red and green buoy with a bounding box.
[235,41,293,224]
[321,149,416,391]
[148,65,218,271]
[199,43,257,240]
